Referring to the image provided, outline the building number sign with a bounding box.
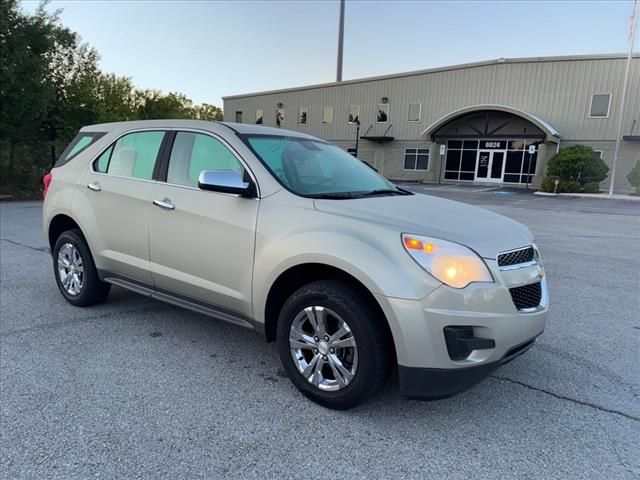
[482,141,505,149]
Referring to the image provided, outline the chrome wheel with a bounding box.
[57,243,84,296]
[289,306,358,391]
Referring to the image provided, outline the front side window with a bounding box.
[323,107,333,124]
[348,105,359,124]
[589,94,611,117]
[256,109,263,124]
[167,132,244,188]
[244,135,403,198]
[298,108,308,124]
[408,103,421,122]
[377,104,389,123]
[95,131,165,180]
[404,148,429,170]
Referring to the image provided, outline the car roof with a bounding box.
[79,119,319,140]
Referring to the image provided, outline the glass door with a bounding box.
[476,151,505,182]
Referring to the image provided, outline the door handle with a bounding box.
[87,182,101,192]
[153,199,175,210]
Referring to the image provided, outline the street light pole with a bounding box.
[354,119,360,158]
[336,0,345,82]
[610,0,638,195]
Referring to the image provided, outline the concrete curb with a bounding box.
[533,191,640,202]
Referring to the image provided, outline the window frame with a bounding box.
[376,104,389,124]
[408,102,421,123]
[348,105,360,124]
[323,106,333,125]
[235,111,243,123]
[593,149,604,159]
[403,147,429,171]
[256,109,263,124]
[298,107,308,125]
[276,108,285,127]
[90,129,167,182]
[588,93,611,118]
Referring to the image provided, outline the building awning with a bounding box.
[623,135,640,141]
[422,104,561,142]
[360,135,395,143]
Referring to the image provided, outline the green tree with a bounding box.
[546,145,609,185]
[627,160,640,195]
[193,103,223,121]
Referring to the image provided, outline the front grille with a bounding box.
[509,282,542,310]
[498,246,535,267]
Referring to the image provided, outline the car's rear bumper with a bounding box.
[397,335,538,399]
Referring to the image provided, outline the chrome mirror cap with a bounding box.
[197,170,256,197]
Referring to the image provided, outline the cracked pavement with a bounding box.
[1,193,639,479]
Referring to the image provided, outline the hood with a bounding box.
[314,193,532,259]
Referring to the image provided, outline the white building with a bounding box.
[223,54,640,191]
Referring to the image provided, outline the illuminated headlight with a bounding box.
[402,234,493,289]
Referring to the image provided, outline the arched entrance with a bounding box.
[422,105,560,185]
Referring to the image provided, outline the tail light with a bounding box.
[43,172,52,198]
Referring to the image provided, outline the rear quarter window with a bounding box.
[56,132,106,167]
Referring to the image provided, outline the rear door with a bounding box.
[80,130,167,285]
[148,131,259,317]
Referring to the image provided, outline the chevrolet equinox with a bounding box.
[43,120,548,409]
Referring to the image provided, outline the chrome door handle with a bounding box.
[87,182,101,192]
[153,199,175,210]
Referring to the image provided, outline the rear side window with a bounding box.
[167,132,244,187]
[93,131,165,180]
[56,132,106,167]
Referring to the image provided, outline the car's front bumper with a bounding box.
[375,268,548,399]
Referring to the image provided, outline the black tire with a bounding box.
[52,229,110,306]
[277,279,392,410]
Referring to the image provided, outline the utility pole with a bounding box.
[610,0,638,195]
[336,0,345,82]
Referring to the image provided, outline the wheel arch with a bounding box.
[48,214,86,250]
[263,262,397,362]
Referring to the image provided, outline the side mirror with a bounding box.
[198,170,257,197]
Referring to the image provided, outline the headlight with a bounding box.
[401,234,493,289]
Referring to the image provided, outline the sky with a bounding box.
[22,0,639,106]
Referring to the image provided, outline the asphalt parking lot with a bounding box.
[1,188,639,479]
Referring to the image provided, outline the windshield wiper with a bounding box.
[311,192,361,199]
[353,188,412,197]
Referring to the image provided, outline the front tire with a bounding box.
[277,279,392,410]
[52,229,110,306]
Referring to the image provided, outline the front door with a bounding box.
[148,131,259,318]
[476,151,505,182]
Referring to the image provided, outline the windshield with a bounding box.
[244,135,406,198]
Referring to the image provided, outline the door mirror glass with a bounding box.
[198,170,256,197]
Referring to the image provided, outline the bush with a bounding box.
[628,160,640,195]
[560,180,581,193]
[546,145,609,185]
[540,176,560,193]
[582,181,600,193]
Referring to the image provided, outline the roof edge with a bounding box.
[223,53,638,100]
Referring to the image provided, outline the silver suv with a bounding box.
[43,120,548,409]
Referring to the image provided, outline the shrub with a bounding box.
[560,180,581,193]
[546,145,609,185]
[628,160,640,195]
[540,176,560,193]
[582,181,600,193]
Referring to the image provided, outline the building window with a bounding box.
[276,108,284,127]
[347,147,357,157]
[348,105,359,124]
[408,102,421,122]
[404,148,429,170]
[235,111,243,123]
[589,94,611,118]
[298,108,308,125]
[593,150,603,159]
[377,104,389,123]
[256,109,263,124]
[323,106,333,124]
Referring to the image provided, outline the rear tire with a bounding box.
[277,279,392,410]
[52,229,110,306]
